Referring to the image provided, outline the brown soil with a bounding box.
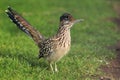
[100,2,120,80]
[101,42,120,80]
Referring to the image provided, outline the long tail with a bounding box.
[5,6,44,45]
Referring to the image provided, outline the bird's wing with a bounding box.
[5,6,44,45]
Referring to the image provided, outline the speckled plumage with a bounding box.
[5,6,83,72]
[39,27,71,62]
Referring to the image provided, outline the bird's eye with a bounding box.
[60,13,71,21]
[64,16,69,20]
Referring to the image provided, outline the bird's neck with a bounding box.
[56,25,70,38]
[55,25,71,47]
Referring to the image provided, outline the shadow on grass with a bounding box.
[0,50,48,69]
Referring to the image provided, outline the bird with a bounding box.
[5,6,84,72]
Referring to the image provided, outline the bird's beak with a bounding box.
[74,19,84,24]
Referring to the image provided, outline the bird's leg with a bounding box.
[49,62,54,73]
[55,62,58,72]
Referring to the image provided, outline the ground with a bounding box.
[101,1,120,80]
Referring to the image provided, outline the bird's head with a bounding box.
[60,13,84,28]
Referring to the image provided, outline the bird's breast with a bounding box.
[47,35,71,62]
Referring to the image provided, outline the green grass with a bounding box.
[0,0,119,80]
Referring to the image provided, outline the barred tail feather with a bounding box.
[5,9,31,36]
[5,6,44,45]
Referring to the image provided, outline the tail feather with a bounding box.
[5,9,31,36]
[5,6,44,45]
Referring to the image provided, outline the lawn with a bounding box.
[0,0,119,80]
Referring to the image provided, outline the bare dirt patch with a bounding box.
[101,42,120,80]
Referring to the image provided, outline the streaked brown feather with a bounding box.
[6,7,44,45]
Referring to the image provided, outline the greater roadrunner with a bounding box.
[5,6,83,72]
